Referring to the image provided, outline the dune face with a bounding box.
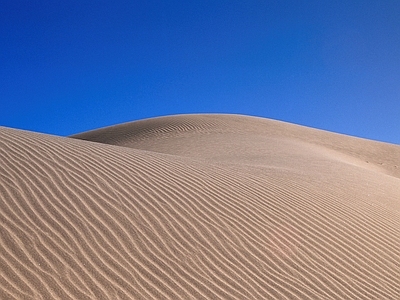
[1,115,399,299]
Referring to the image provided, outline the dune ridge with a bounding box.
[1,114,399,299]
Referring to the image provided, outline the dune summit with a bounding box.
[0,114,399,299]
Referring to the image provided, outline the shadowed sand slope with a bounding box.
[1,114,399,299]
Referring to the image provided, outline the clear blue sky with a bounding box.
[1,0,399,144]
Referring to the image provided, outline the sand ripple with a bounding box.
[0,115,399,299]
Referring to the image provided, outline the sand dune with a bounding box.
[0,114,399,299]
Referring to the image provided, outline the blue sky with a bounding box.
[1,0,399,144]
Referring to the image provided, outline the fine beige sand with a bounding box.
[0,114,399,299]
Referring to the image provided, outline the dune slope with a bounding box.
[1,114,399,299]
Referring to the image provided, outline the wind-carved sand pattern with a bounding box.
[0,114,399,299]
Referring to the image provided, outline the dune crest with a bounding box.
[72,114,400,178]
[1,114,399,299]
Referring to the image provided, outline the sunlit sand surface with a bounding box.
[1,114,399,299]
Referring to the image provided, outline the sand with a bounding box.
[0,114,399,299]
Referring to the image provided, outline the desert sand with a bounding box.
[0,114,399,299]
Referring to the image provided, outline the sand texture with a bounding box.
[1,114,399,299]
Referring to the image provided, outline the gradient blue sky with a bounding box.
[1,0,399,144]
